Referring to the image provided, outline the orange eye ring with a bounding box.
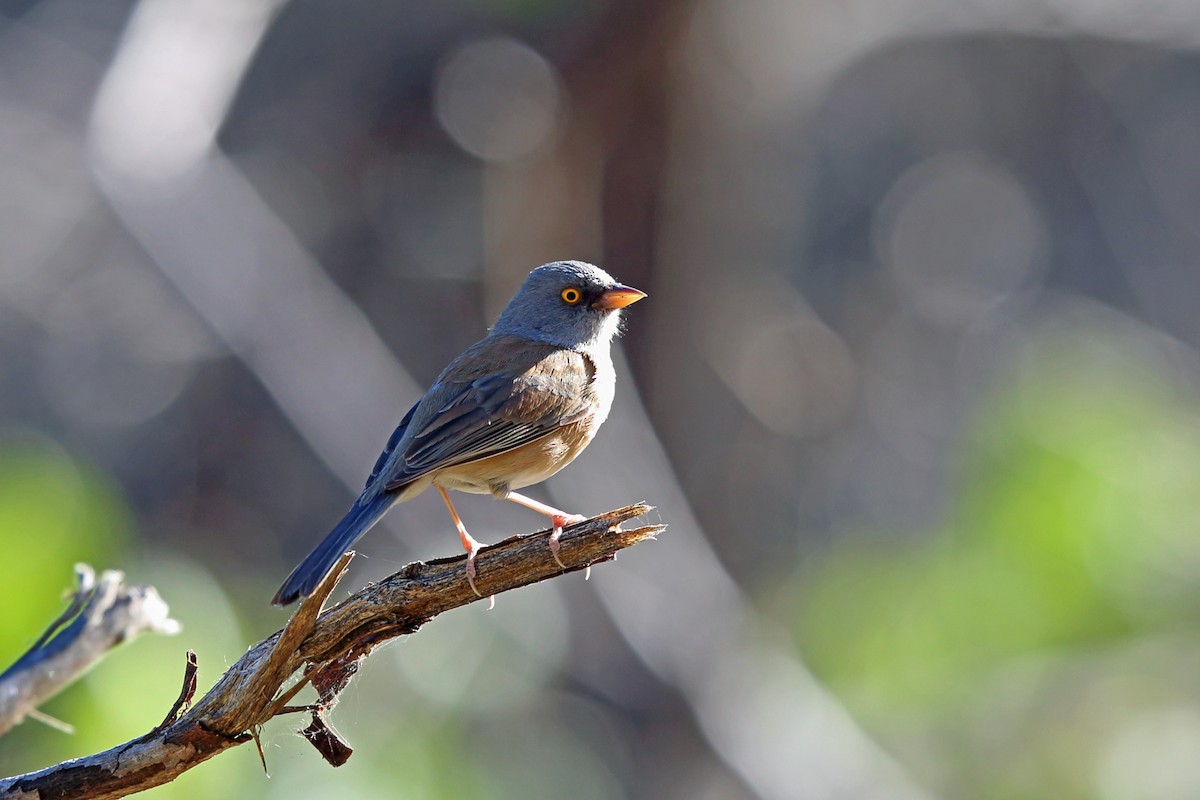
[560,287,583,305]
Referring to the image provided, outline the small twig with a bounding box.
[156,651,199,730]
[25,710,75,736]
[0,503,663,800]
[251,727,269,776]
[0,565,181,738]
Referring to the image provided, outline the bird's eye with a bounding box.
[560,287,583,305]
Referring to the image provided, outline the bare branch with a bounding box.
[0,504,662,800]
[0,565,181,738]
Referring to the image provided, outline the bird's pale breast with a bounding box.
[432,416,601,496]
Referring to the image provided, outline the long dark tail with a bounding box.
[272,493,396,606]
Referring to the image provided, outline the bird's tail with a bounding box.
[272,493,396,606]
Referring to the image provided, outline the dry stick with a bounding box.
[0,565,181,738]
[0,503,662,800]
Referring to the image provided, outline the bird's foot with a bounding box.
[549,513,587,569]
[501,491,588,577]
[463,538,481,597]
[459,527,494,608]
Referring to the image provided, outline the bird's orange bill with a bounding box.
[593,284,647,310]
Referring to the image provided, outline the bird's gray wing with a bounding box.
[364,401,418,488]
[371,336,595,493]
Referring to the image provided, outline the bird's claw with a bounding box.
[461,536,493,608]
[549,513,587,570]
[464,547,481,597]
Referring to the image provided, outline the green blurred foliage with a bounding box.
[0,435,129,776]
[0,435,131,662]
[785,322,1200,798]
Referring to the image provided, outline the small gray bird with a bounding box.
[272,261,646,606]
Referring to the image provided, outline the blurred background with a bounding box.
[3,0,1200,798]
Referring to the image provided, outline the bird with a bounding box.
[272,260,646,606]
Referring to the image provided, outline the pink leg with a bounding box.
[504,491,586,570]
[437,486,492,607]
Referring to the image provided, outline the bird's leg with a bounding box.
[437,486,492,607]
[504,491,587,571]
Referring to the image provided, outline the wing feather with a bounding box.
[369,336,595,494]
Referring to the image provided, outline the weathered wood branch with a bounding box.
[0,503,662,800]
[0,565,181,738]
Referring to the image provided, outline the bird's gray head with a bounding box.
[491,261,646,352]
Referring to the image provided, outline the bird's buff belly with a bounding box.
[431,419,597,497]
